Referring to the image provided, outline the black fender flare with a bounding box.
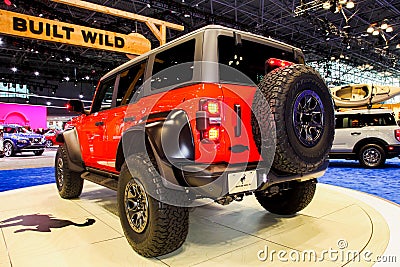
[116,110,194,189]
[56,129,85,173]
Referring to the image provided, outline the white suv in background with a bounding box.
[330,109,400,168]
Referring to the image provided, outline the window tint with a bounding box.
[360,113,396,126]
[336,113,396,129]
[116,61,146,106]
[151,39,195,90]
[4,127,15,134]
[335,114,361,129]
[218,35,295,84]
[91,78,116,113]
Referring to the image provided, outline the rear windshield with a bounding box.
[218,35,295,85]
[336,113,397,128]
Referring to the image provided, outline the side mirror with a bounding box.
[66,99,85,114]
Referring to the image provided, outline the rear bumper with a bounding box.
[387,144,400,158]
[176,160,329,199]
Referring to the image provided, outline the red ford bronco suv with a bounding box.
[55,25,334,257]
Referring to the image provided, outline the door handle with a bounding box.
[95,121,104,126]
[123,116,136,123]
[351,132,361,135]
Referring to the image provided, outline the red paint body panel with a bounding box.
[70,83,262,173]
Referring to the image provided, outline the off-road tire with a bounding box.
[117,152,189,257]
[255,179,317,215]
[253,64,334,174]
[3,141,14,157]
[34,150,44,156]
[55,145,84,199]
[358,144,386,168]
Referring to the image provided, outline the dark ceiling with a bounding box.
[1,0,400,88]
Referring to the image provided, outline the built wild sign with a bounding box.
[0,9,151,55]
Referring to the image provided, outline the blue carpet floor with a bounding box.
[0,159,399,204]
[320,158,400,205]
[0,167,54,192]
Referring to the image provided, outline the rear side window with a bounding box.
[336,113,396,128]
[361,113,396,126]
[151,39,195,90]
[116,61,146,106]
[218,35,294,84]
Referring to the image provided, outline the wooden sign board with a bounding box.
[0,9,151,55]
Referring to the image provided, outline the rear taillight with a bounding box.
[395,129,400,142]
[266,58,294,72]
[196,99,221,143]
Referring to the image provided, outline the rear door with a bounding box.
[332,113,366,152]
[101,60,147,172]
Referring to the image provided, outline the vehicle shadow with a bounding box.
[0,213,95,233]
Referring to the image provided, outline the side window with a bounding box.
[367,113,396,126]
[116,61,147,106]
[4,127,14,133]
[151,39,195,90]
[337,115,360,128]
[91,78,116,113]
[335,116,344,129]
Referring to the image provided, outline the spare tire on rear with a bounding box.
[252,64,334,174]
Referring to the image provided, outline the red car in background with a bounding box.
[44,130,62,147]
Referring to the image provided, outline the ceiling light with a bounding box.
[46,101,52,106]
[64,77,70,81]
[346,1,354,8]
[386,26,393,32]
[184,14,191,18]
[65,57,71,62]
[85,75,90,80]
[367,26,374,33]
[11,67,17,72]
[372,29,380,36]
[340,54,345,59]
[322,1,331,9]
[381,23,388,30]
[146,3,151,8]
[338,0,347,4]
[0,38,3,46]
[34,71,39,76]
[396,44,400,49]
[79,94,84,99]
